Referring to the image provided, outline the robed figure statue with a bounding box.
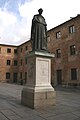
[31,8,47,51]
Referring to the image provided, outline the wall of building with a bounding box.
[17,41,32,84]
[47,15,80,86]
[0,45,18,82]
[0,15,80,87]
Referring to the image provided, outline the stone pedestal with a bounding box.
[21,51,56,109]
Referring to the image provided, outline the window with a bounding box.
[7,60,11,65]
[0,47,1,53]
[21,59,22,65]
[6,72,10,79]
[7,48,11,53]
[71,68,77,80]
[21,48,22,52]
[25,72,27,84]
[56,49,61,58]
[70,45,76,55]
[56,31,61,39]
[26,46,28,51]
[25,58,27,64]
[14,49,17,54]
[69,25,75,33]
[20,72,22,79]
[14,60,18,66]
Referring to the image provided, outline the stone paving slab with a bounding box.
[45,113,79,120]
[0,113,8,120]
[0,83,80,120]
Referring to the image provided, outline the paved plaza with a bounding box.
[0,83,80,120]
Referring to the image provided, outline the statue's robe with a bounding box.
[31,14,47,51]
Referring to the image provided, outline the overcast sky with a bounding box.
[0,0,80,45]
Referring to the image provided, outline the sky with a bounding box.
[0,0,80,45]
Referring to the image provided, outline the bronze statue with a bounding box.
[31,8,47,51]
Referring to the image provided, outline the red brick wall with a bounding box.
[47,15,80,86]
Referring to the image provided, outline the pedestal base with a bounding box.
[21,51,56,109]
[21,86,56,109]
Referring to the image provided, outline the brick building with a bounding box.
[0,15,80,86]
[0,41,32,84]
[0,44,17,82]
[47,15,80,86]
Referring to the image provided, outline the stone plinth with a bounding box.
[21,51,56,109]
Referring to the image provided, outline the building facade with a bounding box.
[0,44,18,82]
[0,41,32,84]
[47,15,80,86]
[0,15,80,86]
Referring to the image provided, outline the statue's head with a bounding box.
[38,8,43,14]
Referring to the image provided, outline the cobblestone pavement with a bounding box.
[0,83,80,120]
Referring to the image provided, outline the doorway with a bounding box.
[56,70,62,85]
[25,72,27,84]
[13,73,17,83]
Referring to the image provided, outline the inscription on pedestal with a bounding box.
[40,60,48,77]
[37,58,50,85]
